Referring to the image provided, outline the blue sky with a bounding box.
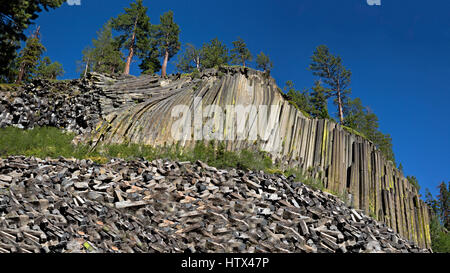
[32,0,449,197]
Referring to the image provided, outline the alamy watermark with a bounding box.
[67,0,81,6]
[170,97,282,151]
[367,0,381,6]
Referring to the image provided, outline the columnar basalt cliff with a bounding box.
[0,67,431,249]
[86,67,431,248]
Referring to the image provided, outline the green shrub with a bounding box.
[284,167,325,191]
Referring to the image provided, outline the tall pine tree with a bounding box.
[79,46,95,78]
[111,0,152,75]
[15,27,46,84]
[230,37,252,67]
[153,10,180,77]
[309,45,351,124]
[437,182,450,229]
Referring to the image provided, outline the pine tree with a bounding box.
[406,176,420,191]
[1,48,20,83]
[153,10,181,77]
[309,45,351,124]
[437,182,450,229]
[343,98,396,163]
[201,38,230,69]
[284,81,312,115]
[425,188,439,215]
[35,56,64,79]
[230,37,252,67]
[111,0,152,75]
[92,22,125,74]
[15,27,46,84]
[139,43,161,75]
[0,38,20,83]
[256,51,273,72]
[343,98,366,130]
[80,21,125,76]
[175,43,203,73]
[79,46,95,78]
[374,132,395,164]
[425,186,450,252]
[0,0,64,82]
[309,80,330,119]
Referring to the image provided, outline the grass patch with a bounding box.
[287,100,312,119]
[0,83,21,92]
[180,69,201,79]
[0,127,91,159]
[284,167,325,191]
[0,127,275,171]
[0,127,330,192]
[342,125,368,139]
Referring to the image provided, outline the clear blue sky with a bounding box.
[31,0,449,197]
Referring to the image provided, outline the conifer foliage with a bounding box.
[342,97,395,163]
[0,0,64,82]
[80,21,125,76]
[256,51,273,73]
[201,38,230,69]
[175,43,203,73]
[425,182,450,252]
[36,56,64,80]
[230,37,252,67]
[111,0,152,75]
[15,27,46,84]
[309,45,351,125]
[153,10,181,77]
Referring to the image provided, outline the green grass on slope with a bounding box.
[0,126,326,191]
[0,126,91,159]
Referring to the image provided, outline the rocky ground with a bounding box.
[0,156,430,253]
[0,77,102,135]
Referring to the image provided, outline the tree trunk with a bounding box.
[161,49,169,77]
[83,57,90,78]
[124,17,138,75]
[337,90,344,124]
[16,63,25,84]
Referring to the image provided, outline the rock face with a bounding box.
[0,156,430,253]
[0,67,431,249]
[88,67,432,249]
[0,77,102,134]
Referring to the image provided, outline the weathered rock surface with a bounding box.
[0,156,430,253]
[0,77,102,135]
[0,67,432,248]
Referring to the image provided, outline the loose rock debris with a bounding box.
[0,156,430,253]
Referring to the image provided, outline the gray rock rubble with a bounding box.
[0,156,430,253]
